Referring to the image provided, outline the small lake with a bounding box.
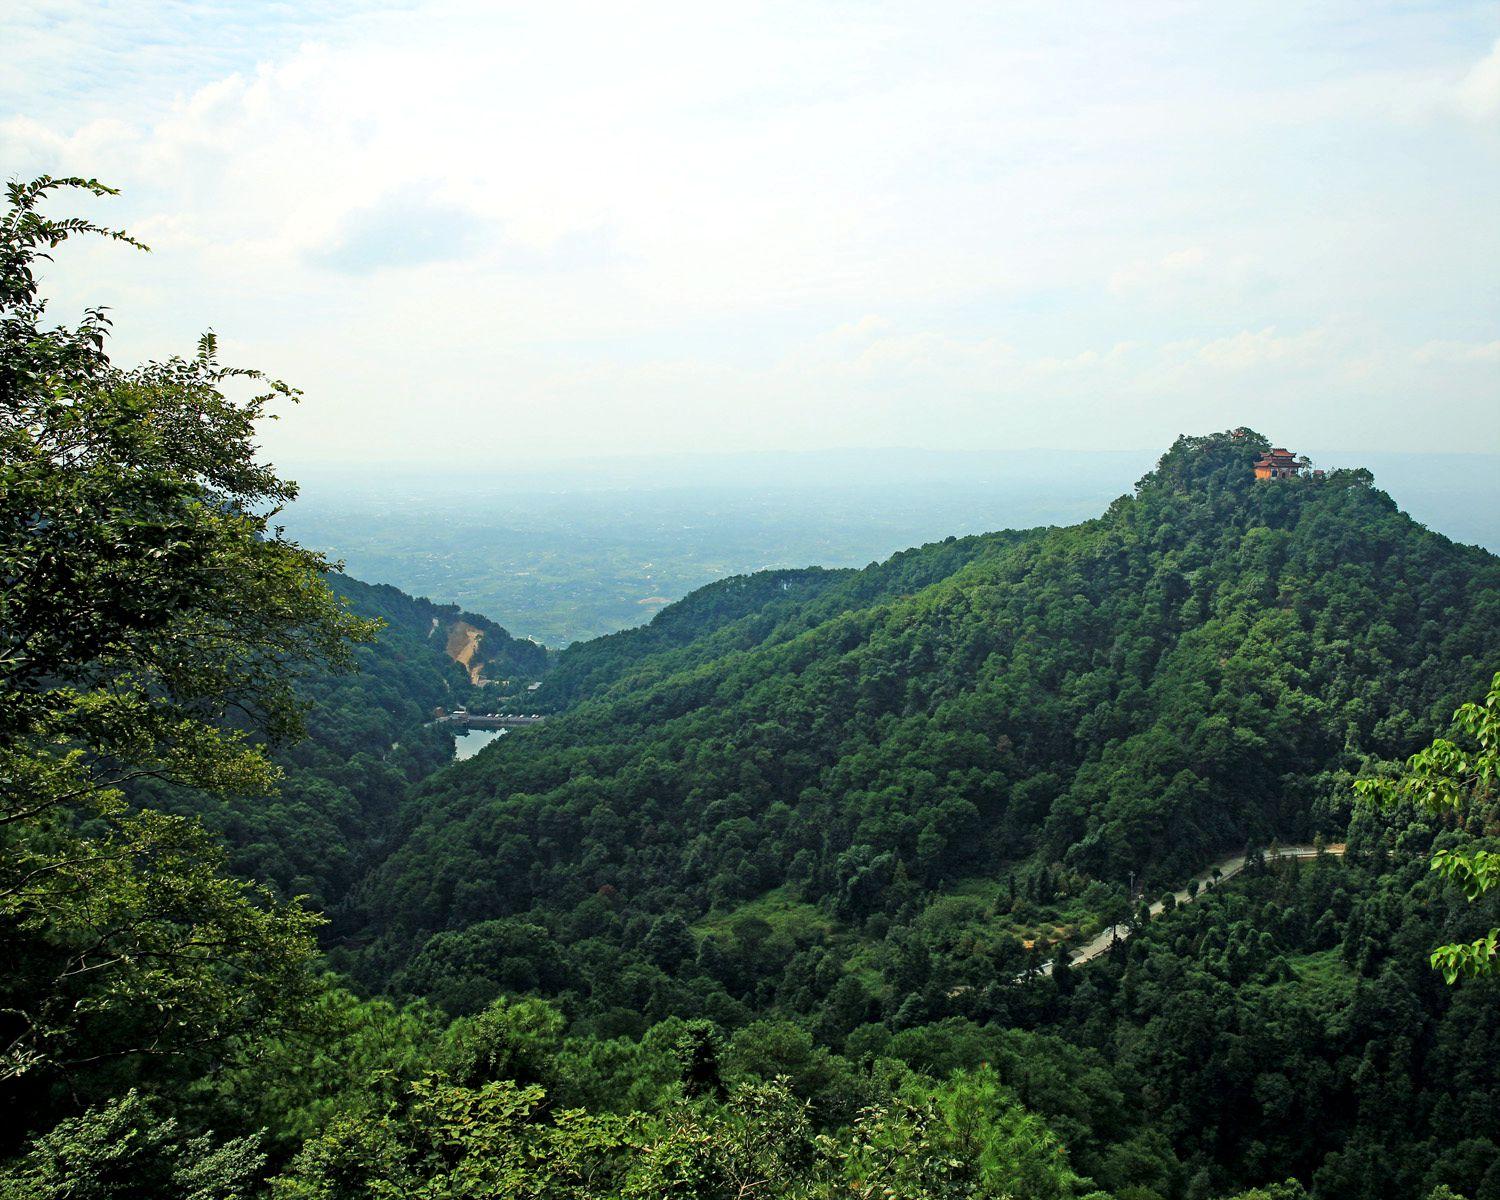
[453,728,508,761]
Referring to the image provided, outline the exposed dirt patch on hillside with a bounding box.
[445,620,486,685]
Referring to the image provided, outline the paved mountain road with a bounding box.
[1029,842,1347,979]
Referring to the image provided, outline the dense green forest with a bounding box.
[345,429,1497,1011]
[4,179,1498,1199]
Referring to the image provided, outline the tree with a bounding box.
[271,1075,637,1200]
[441,996,565,1091]
[0,1090,263,1200]
[642,914,695,972]
[0,178,372,1126]
[1356,671,1500,982]
[822,1068,1089,1200]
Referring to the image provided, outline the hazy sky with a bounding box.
[5,2,1498,462]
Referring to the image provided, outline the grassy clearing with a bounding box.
[692,886,840,944]
[1285,948,1357,999]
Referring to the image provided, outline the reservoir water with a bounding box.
[453,727,508,761]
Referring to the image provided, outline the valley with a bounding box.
[234,432,1495,1200]
[8,9,1498,1194]
[273,435,1500,1197]
[103,427,1491,1199]
[10,335,1499,1199]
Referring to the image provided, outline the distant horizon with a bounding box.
[274,445,1500,555]
[275,442,1500,645]
[274,442,1500,473]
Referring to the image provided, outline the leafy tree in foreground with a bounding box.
[270,1066,1098,1199]
[1357,670,1500,981]
[0,177,372,1135]
[0,1090,264,1200]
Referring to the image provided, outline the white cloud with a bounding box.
[1413,339,1500,365]
[1455,37,1500,121]
[1,1,1496,459]
[1190,327,1327,372]
[1110,248,1208,295]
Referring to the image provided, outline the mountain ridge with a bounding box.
[336,431,1500,1029]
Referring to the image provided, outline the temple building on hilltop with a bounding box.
[1253,447,1321,480]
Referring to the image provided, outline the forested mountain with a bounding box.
[272,428,1496,1199]
[344,432,1497,1011]
[135,574,548,912]
[536,531,1028,709]
[14,178,1500,1200]
[1032,811,1500,1200]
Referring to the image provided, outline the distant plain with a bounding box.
[280,448,1500,645]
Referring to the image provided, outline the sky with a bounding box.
[4,1,1498,464]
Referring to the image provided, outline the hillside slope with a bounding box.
[343,432,1499,1026]
[536,530,1032,709]
[138,575,546,912]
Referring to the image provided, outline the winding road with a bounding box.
[1028,842,1347,979]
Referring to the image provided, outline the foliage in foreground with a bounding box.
[269,1067,1093,1200]
[0,177,365,1140]
[1358,671,1500,980]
